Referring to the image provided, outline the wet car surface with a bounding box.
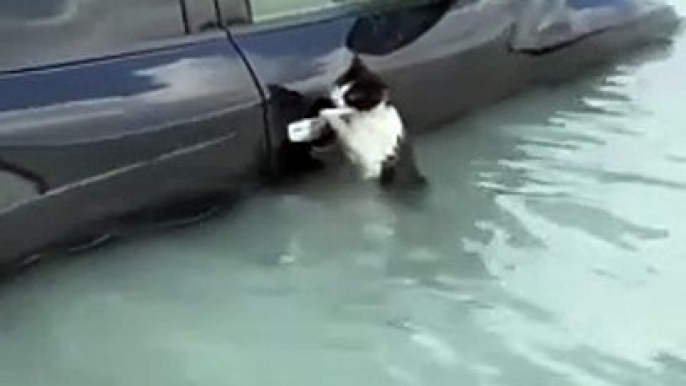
[0,0,681,265]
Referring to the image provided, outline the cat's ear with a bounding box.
[350,55,366,70]
[336,55,364,85]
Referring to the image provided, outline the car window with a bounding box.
[0,0,190,72]
[247,0,437,23]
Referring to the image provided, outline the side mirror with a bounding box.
[345,0,456,55]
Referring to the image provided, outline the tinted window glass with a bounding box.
[248,0,436,22]
[0,0,187,72]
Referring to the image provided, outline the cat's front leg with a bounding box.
[320,107,355,132]
[287,117,326,142]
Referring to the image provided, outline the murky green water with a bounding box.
[2,16,686,386]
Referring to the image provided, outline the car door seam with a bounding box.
[212,0,274,176]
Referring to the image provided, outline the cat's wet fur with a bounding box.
[324,56,427,190]
[276,56,427,193]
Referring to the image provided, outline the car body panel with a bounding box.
[0,34,265,263]
[229,0,679,158]
[0,0,680,267]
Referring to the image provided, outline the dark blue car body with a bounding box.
[0,0,680,266]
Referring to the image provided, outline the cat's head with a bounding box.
[330,56,388,112]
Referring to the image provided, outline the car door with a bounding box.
[0,0,265,263]
[217,0,527,175]
[218,0,680,179]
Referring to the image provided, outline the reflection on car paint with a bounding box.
[0,0,679,266]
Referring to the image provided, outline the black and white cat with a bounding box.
[289,56,426,189]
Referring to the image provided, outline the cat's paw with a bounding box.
[288,117,325,142]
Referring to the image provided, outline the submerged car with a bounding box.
[0,0,681,266]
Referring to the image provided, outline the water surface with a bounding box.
[2,13,686,386]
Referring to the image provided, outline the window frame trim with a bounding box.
[0,0,236,75]
[0,29,232,77]
[228,0,441,35]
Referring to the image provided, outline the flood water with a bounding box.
[2,14,686,386]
